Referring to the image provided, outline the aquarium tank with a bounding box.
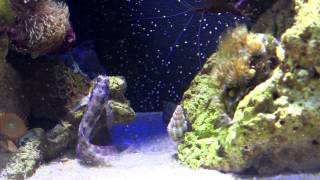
[1,0,320,179]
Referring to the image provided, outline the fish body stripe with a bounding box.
[77,75,117,165]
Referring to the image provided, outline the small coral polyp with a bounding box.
[0,112,27,141]
[210,25,277,114]
[214,26,270,89]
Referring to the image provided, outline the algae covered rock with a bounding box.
[71,75,136,125]
[8,0,75,58]
[109,76,127,101]
[7,54,90,126]
[281,0,320,70]
[178,0,320,174]
[109,100,135,124]
[0,0,12,28]
[109,76,136,124]
[178,25,278,171]
[0,52,135,179]
[43,121,75,160]
[1,128,46,179]
[8,54,136,150]
[252,0,295,38]
[0,36,30,137]
[221,65,320,174]
[8,54,135,126]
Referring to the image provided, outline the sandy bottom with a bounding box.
[12,113,319,180]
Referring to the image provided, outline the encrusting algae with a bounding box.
[177,0,320,175]
[177,24,279,171]
[213,25,277,90]
[210,25,278,116]
[0,0,13,28]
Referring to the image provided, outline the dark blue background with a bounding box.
[66,0,248,111]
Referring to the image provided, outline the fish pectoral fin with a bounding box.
[70,94,91,113]
[104,102,113,129]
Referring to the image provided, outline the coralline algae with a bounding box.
[0,0,12,29]
[177,0,320,174]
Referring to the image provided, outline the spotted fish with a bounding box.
[73,75,118,165]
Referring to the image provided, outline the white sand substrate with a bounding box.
[5,113,320,180]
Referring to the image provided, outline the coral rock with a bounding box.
[178,0,320,174]
[8,0,75,57]
[0,0,13,29]
[0,135,18,153]
[252,0,295,38]
[281,0,320,69]
[1,128,46,179]
[0,35,30,138]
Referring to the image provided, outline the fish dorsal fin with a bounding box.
[71,92,91,113]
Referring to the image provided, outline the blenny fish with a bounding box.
[73,75,118,165]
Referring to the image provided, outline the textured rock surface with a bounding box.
[0,53,135,179]
[0,0,12,29]
[252,0,295,38]
[0,36,30,135]
[8,0,74,57]
[4,113,317,180]
[281,0,320,69]
[1,128,46,179]
[178,0,320,174]
[231,0,279,21]
[43,121,76,160]
[8,55,91,126]
[7,54,135,126]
